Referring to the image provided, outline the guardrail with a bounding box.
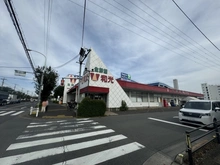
[185,121,220,165]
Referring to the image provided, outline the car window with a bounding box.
[184,102,211,110]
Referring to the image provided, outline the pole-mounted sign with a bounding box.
[14,70,26,77]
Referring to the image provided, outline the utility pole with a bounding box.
[1,78,6,89]
[14,84,16,90]
[1,78,7,87]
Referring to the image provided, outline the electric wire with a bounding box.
[0,66,31,68]
[139,0,220,62]
[104,0,220,67]
[67,0,220,72]
[128,0,220,63]
[81,0,87,47]
[45,0,53,64]
[87,0,220,71]
[172,0,220,52]
[3,0,37,78]
[54,54,79,69]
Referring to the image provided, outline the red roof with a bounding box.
[117,79,203,97]
[67,85,109,94]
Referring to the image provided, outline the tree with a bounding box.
[53,85,64,99]
[34,66,59,102]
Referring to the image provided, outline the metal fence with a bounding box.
[185,121,220,165]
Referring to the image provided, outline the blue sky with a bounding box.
[0,0,220,96]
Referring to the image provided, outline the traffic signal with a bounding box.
[61,79,65,86]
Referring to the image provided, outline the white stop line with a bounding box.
[148,117,208,132]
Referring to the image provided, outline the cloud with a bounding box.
[1,0,220,95]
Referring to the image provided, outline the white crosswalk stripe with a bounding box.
[0,111,15,116]
[11,111,24,116]
[0,111,24,116]
[0,118,145,165]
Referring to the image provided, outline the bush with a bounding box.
[53,100,59,104]
[119,100,128,111]
[78,97,106,117]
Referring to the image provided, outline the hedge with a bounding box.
[78,97,106,117]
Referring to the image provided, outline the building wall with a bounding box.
[201,83,220,100]
[62,74,78,103]
[79,49,133,109]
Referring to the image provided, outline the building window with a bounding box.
[131,91,136,102]
[143,93,148,102]
[136,92,142,102]
[149,94,154,102]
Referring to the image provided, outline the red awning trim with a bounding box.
[80,86,109,94]
[116,79,203,97]
[67,85,78,94]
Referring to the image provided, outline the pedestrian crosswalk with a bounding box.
[0,118,145,165]
[0,111,24,116]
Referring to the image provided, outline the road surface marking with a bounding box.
[20,107,26,109]
[30,120,67,125]
[173,116,179,118]
[0,111,5,114]
[11,111,24,116]
[7,129,115,150]
[54,142,145,165]
[27,124,50,128]
[0,111,15,116]
[24,124,86,133]
[60,120,94,125]
[148,117,208,132]
[17,125,106,139]
[0,135,127,165]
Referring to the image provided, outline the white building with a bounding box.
[64,49,203,110]
[201,83,220,100]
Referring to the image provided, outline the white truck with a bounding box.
[7,94,19,104]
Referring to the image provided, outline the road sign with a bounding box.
[14,70,26,77]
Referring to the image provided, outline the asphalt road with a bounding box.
[0,105,210,165]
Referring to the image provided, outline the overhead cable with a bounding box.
[172,0,220,52]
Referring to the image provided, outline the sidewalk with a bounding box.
[29,102,118,119]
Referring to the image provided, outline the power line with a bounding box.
[54,54,79,69]
[127,0,220,64]
[103,0,220,67]
[4,0,37,78]
[139,0,220,63]
[172,0,220,52]
[68,0,220,72]
[87,0,220,71]
[81,0,87,47]
[0,66,31,68]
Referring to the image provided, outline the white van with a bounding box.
[179,100,220,126]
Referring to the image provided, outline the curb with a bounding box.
[42,115,73,119]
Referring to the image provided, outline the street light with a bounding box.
[27,49,47,108]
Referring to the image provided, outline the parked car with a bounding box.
[0,99,7,106]
[179,100,220,127]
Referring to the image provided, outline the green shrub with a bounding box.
[53,100,59,104]
[119,100,128,111]
[78,97,106,117]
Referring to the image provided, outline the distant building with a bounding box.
[173,79,179,90]
[201,83,220,100]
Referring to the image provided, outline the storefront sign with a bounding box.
[94,67,108,74]
[91,73,114,84]
[121,72,131,80]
